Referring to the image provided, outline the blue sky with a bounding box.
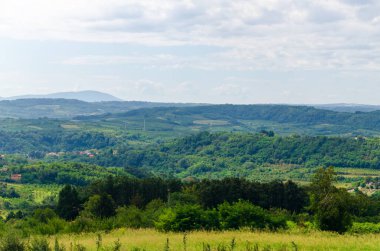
[0,0,380,104]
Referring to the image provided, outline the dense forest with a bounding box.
[78,132,380,179]
[0,130,117,153]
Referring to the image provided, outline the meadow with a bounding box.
[45,228,380,251]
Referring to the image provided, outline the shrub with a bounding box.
[218,200,280,230]
[349,222,380,234]
[0,234,25,251]
[155,205,218,232]
[116,206,145,228]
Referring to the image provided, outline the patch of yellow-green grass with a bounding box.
[26,125,43,130]
[335,167,380,177]
[193,120,230,126]
[61,124,80,129]
[47,228,380,251]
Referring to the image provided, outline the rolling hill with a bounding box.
[0,99,201,119]
[76,104,380,136]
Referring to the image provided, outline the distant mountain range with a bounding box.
[0,98,202,119]
[314,103,380,113]
[0,90,123,102]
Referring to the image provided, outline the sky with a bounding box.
[0,0,380,104]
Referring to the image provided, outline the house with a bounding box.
[10,174,22,182]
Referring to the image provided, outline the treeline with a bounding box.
[6,177,309,236]
[1,162,127,186]
[6,168,380,236]
[84,177,307,212]
[0,130,116,153]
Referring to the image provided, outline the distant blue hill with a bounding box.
[4,90,123,102]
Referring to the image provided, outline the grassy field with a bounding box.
[45,228,380,251]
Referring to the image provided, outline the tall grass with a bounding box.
[37,228,380,250]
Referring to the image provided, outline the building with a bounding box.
[10,174,22,182]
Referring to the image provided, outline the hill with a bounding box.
[0,99,201,119]
[77,104,380,136]
[315,103,380,113]
[5,90,123,102]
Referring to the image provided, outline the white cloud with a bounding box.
[1,0,380,73]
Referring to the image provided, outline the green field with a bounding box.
[44,228,380,251]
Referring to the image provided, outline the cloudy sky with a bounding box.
[0,0,380,104]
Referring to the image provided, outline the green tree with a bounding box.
[84,193,116,218]
[56,185,80,220]
[310,167,352,233]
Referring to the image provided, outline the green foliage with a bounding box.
[90,132,380,181]
[156,204,219,232]
[155,201,287,232]
[349,222,380,234]
[115,206,145,228]
[310,167,353,233]
[196,178,307,212]
[86,176,182,209]
[314,190,353,233]
[2,162,127,186]
[83,193,116,218]
[18,208,67,235]
[0,129,116,154]
[0,234,25,251]
[57,185,80,220]
[218,201,286,230]
[0,183,20,198]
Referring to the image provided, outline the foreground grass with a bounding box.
[45,228,380,251]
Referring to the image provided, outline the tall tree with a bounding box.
[310,167,352,233]
[56,185,80,220]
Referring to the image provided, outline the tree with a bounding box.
[56,185,80,220]
[84,193,116,218]
[310,167,352,233]
[315,190,352,233]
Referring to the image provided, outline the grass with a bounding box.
[44,228,380,251]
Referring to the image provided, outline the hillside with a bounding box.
[77,104,380,136]
[69,131,380,181]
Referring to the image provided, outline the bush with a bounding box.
[116,206,145,228]
[17,209,67,235]
[349,222,380,234]
[155,205,218,232]
[69,216,95,233]
[0,234,25,251]
[218,200,286,230]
